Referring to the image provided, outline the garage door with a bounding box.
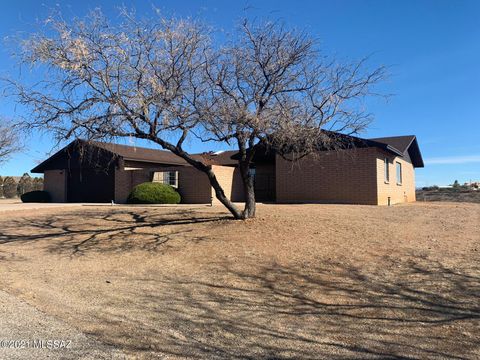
[67,168,114,203]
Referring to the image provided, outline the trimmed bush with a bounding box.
[20,190,51,203]
[127,182,181,204]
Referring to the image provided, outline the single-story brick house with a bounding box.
[32,133,423,205]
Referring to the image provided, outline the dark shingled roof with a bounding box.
[370,135,424,167]
[31,139,239,172]
[93,141,239,166]
[32,133,424,173]
[194,151,238,166]
[91,141,188,165]
[370,135,415,154]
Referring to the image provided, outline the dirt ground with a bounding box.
[0,202,479,359]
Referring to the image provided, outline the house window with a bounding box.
[396,162,402,185]
[384,158,390,183]
[152,171,178,188]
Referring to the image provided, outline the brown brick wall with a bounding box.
[44,170,66,202]
[276,148,417,205]
[177,167,212,204]
[275,148,379,205]
[375,150,416,205]
[211,165,237,204]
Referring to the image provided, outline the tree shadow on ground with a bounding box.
[88,257,480,359]
[0,209,228,255]
[0,209,478,358]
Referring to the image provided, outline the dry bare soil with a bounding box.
[0,202,479,359]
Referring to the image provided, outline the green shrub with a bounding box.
[20,190,51,203]
[127,182,181,204]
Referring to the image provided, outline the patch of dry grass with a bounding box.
[0,202,479,359]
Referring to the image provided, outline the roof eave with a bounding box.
[409,137,425,168]
[30,140,78,173]
[122,157,187,166]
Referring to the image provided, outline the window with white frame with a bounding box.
[396,162,402,185]
[384,158,390,183]
[152,171,178,188]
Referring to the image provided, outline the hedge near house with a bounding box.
[21,190,51,203]
[127,182,181,204]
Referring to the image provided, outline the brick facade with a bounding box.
[375,150,416,205]
[276,148,379,205]
[210,165,236,204]
[276,147,417,205]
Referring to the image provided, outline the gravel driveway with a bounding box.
[0,289,124,359]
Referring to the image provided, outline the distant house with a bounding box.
[464,181,480,190]
[32,132,424,205]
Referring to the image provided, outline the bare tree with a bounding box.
[32,177,44,191]
[7,10,384,219]
[0,119,21,164]
[199,20,385,217]
[17,172,33,196]
[2,176,17,198]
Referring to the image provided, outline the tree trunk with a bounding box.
[243,176,256,219]
[239,160,256,219]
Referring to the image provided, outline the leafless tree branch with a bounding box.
[0,118,22,164]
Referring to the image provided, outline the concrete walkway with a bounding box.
[0,290,124,359]
[0,201,213,213]
[0,202,88,213]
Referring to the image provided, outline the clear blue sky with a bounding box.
[0,0,479,186]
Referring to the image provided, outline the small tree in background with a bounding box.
[452,180,460,188]
[3,177,17,198]
[32,177,44,191]
[7,10,384,219]
[17,172,33,196]
[0,176,4,198]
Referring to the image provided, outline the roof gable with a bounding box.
[370,135,424,167]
